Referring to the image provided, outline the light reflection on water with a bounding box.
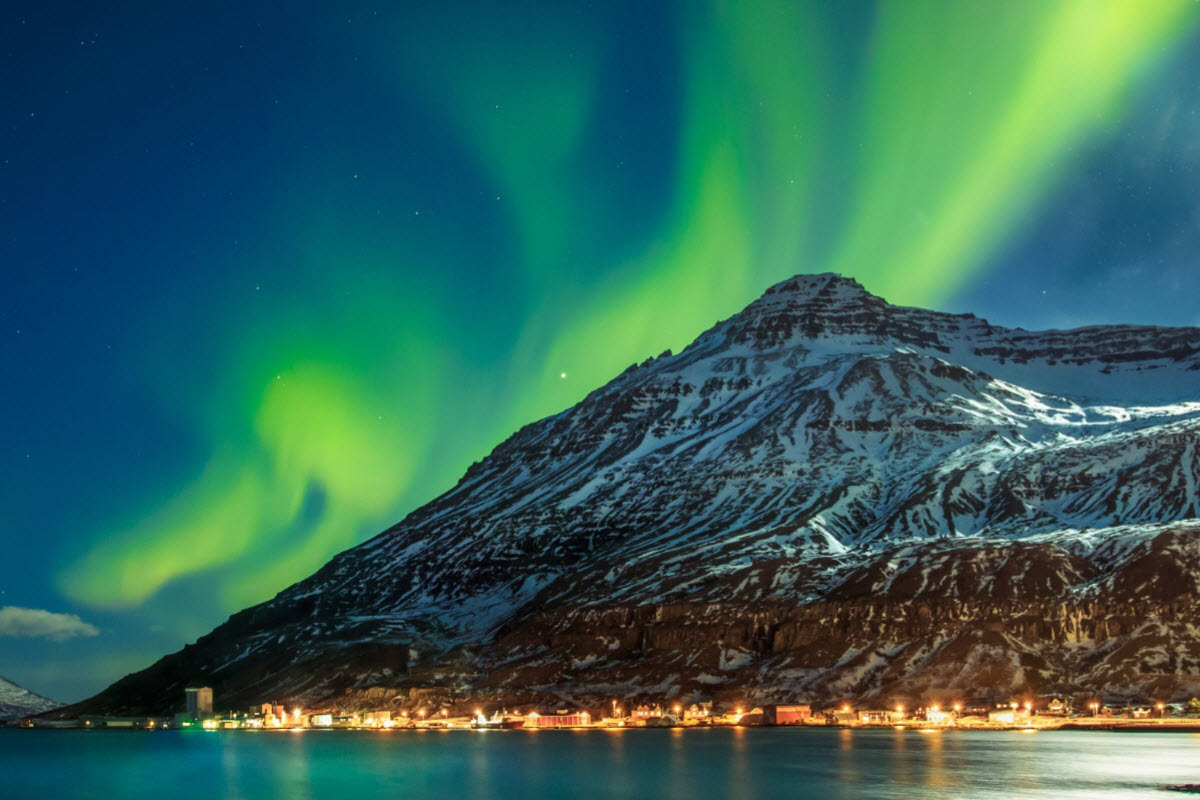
[2,728,1198,799]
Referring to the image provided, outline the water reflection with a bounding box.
[836,727,858,789]
[467,731,495,800]
[3,728,1199,799]
[889,725,912,789]
[922,728,948,790]
[220,734,243,799]
[729,725,748,799]
[279,732,314,800]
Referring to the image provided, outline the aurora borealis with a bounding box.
[5,0,1200,701]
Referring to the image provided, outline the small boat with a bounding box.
[471,712,525,730]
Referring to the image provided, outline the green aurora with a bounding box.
[10,1,1194,693]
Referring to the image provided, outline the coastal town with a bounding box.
[17,687,1200,732]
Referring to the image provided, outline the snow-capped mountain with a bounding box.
[63,274,1200,715]
[0,676,60,721]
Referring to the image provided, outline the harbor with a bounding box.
[18,687,1200,734]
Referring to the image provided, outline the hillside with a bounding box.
[58,273,1200,716]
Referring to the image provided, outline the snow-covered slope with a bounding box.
[0,676,60,721]
[62,274,1200,715]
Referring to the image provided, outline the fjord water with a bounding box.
[3,727,1197,799]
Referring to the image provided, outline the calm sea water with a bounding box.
[2,727,1198,799]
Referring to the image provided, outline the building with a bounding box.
[765,704,812,725]
[81,715,171,729]
[363,711,392,727]
[185,686,213,716]
[1042,697,1068,716]
[633,704,663,719]
[925,708,954,726]
[525,711,590,728]
[988,705,1032,725]
[825,708,857,725]
[961,700,994,717]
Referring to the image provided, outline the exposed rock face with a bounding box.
[0,676,60,721]
[59,274,1200,716]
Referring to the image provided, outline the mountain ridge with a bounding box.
[0,676,61,722]
[55,272,1200,717]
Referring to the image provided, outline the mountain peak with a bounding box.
[758,272,877,306]
[709,271,1198,405]
[722,271,888,351]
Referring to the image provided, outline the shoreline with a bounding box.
[12,720,1200,734]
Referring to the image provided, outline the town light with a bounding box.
[931,705,939,713]
[895,706,904,714]
[953,704,961,712]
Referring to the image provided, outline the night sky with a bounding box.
[4,1,1200,702]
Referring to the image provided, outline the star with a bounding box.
[560,372,567,379]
